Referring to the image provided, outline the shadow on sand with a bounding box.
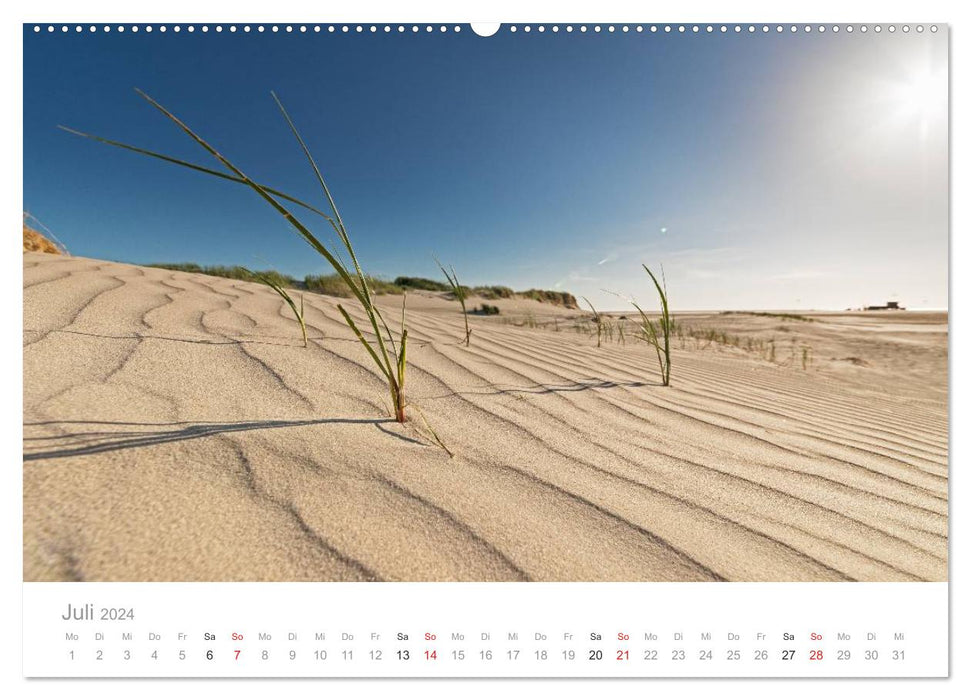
[425,378,652,401]
[23,417,422,461]
[24,327,331,348]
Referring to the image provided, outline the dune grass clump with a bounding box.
[473,303,500,316]
[64,90,413,423]
[303,273,354,297]
[471,285,514,300]
[304,272,402,298]
[243,267,307,348]
[435,258,471,346]
[582,297,604,348]
[394,276,451,292]
[150,263,298,288]
[23,212,69,255]
[519,289,578,308]
[629,265,672,386]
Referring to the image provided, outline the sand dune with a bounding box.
[23,253,948,582]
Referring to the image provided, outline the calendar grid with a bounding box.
[23,582,948,678]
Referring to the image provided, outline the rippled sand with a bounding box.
[23,253,948,582]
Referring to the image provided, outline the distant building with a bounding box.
[865,301,904,311]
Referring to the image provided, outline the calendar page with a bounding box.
[19,8,950,686]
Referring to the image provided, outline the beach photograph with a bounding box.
[23,24,948,582]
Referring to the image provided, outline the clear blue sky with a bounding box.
[24,26,948,310]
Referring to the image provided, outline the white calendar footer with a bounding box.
[23,582,948,677]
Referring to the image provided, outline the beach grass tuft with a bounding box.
[149,263,296,288]
[474,303,500,316]
[435,258,471,346]
[394,276,451,292]
[64,89,412,422]
[628,265,672,386]
[582,297,604,348]
[242,267,307,348]
[304,272,402,298]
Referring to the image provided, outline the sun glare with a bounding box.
[885,64,947,137]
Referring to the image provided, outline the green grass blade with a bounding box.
[269,91,399,377]
[581,296,603,347]
[300,294,307,347]
[81,88,410,419]
[413,404,454,458]
[338,304,393,384]
[242,266,307,347]
[397,328,408,392]
[130,90,377,320]
[397,293,408,386]
[270,91,347,239]
[434,257,466,301]
[643,265,668,316]
[58,125,332,220]
[642,265,671,385]
[271,92,372,304]
[435,256,471,344]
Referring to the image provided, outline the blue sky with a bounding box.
[23,25,948,309]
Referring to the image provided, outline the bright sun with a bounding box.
[885,65,947,136]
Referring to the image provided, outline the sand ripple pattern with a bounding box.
[23,255,948,582]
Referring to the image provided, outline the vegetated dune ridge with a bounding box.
[23,254,948,582]
[23,222,62,255]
